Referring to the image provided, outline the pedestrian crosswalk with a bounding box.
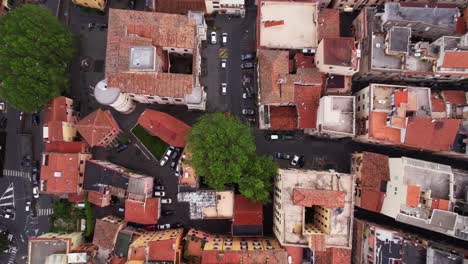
[3,169,31,180]
[0,183,14,208]
[7,247,17,264]
[37,208,53,216]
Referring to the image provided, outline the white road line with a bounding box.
[0,202,14,207]
[0,194,13,200]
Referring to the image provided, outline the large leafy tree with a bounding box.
[0,4,75,112]
[188,113,277,203]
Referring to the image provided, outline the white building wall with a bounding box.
[354,87,370,119]
[205,0,245,16]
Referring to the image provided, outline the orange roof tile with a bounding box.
[76,109,121,147]
[292,189,345,208]
[442,51,468,68]
[258,49,292,105]
[148,238,178,261]
[315,247,351,264]
[93,217,123,250]
[155,0,206,14]
[285,246,303,264]
[360,152,389,189]
[309,234,326,252]
[137,109,191,147]
[45,121,65,142]
[125,198,160,224]
[431,93,446,112]
[295,84,321,129]
[269,106,298,130]
[394,91,408,107]
[406,185,420,207]
[45,141,89,153]
[322,38,355,67]
[368,112,401,144]
[106,9,196,97]
[404,117,461,151]
[87,190,111,207]
[442,90,466,105]
[391,116,406,128]
[431,198,450,211]
[40,153,83,194]
[360,189,385,213]
[44,96,74,123]
[317,9,340,41]
[232,195,263,237]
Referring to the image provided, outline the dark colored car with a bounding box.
[170,161,177,171]
[31,171,39,185]
[162,210,174,216]
[298,156,305,168]
[115,144,128,153]
[275,152,291,160]
[171,150,179,160]
[241,53,255,61]
[32,113,40,125]
[281,134,295,140]
[128,0,136,9]
[241,61,254,69]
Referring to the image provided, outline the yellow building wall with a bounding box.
[313,206,331,234]
[72,0,106,11]
[62,122,77,142]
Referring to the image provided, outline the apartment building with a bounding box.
[76,109,121,147]
[43,96,78,143]
[127,228,184,263]
[28,232,84,264]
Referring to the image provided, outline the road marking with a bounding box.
[7,246,17,264]
[3,169,31,180]
[37,208,54,216]
[219,48,228,59]
[0,183,14,208]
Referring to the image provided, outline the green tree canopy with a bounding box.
[188,113,277,203]
[0,4,75,112]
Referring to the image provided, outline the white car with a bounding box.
[160,155,169,166]
[222,33,227,45]
[210,32,217,44]
[221,83,227,95]
[157,223,171,230]
[3,213,13,219]
[25,201,31,212]
[165,146,174,158]
[161,198,172,204]
[290,155,300,166]
[154,191,166,197]
[33,186,39,199]
[221,59,227,68]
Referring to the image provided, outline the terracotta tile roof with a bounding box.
[76,109,121,147]
[258,49,292,105]
[285,246,303,264]
[368,112,401,144]
[406,185,420,207]
[431,93,446,112]
[137,109,191,147]
[391,116,406,128]
[442,51,468,68]
[431,198,450,211]
[394,91,408,107]
[269,106,298,130]
[93,217,123,250]
[442,90,466,105]
[360,189,385,213]
[45,121,65,142]
[322,38,355,67]
[106,9,196,97]
[155,0,205,14]
[317,9,340,41]
[125,198,160,224]
[309,234,325,251]
[44,96,74,123]
[148,238,177,261]
[294,84,321,129]
[292,189,345,208]
[314,248,351,264]
[404,117,461,151]
[294,53,315,69]
[87,190,111,207]
[232,195,263,237]
[109,256,127,264]
[67,193,84,203]
[360,152,389,189]
[45,141,89,153]
[40,153,82,194]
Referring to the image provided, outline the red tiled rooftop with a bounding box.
[148,238,177,261]
[406,185,420,207]
[322,38,355,67]
[269,106,298,130]
[155,0,205,14]
[431,93,446,112]
[404,117,461,151]
[317,9,340,41]
[137,109,191,147]
[285,246,303,264]
[233,195,263,226]
[294,53,315,69]
[40,153,81,194]
[368,112,401,144]
[360,189,385,213]
[76,109,121,147]
[294,84,321,129]
[106,9,196,97]
[45,121,65,142]
[258,49,292,105]
[441,51,468,69]
[45,141,89,153]
[87,190,110,207]
[442,90,466,105]
[93,217,123,250]
[125,198,160,224]
[309,234,325,252]
[44,96,74,123]
[314,248,351,264]
[292,189,345,208]
[67,193,84,203]
[394,91,408,107]
[360,152,389,189]
[431,198,450,211]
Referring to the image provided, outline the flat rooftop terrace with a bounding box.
[260,1,318,49]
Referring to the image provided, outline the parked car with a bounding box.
[174,166,181,177]
[165,146,174,157]
[154,191,166,197]
[128,0,135,9]
[171,150,179,160]
[115,144,128,153]
[32,113,40,125]
[222,33,227,45]
[265,134,279,140]
[118,207,125,213]
[242,93,253,99]
[31,171,39,185]
[3,212,13,219]
[275,152,291,160]
[161,198,172,204]
[19,111,24,121]
[154,185,165,191]
[32,186,39,199]
[0,102,5,112]
[157,223,171,230]
[281,134,295,140]
[241,53,255,61]
[241,61,254,69]
[241,109,255,115]
[160,155,169,166]
[221,83,227,95]
[162,210,174,216]
[170,161,177,171]
[76,203,85,209]
[221,59,227,68]
[298,156,305,168]
[290,155,300,166]
[210,32,217,44]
